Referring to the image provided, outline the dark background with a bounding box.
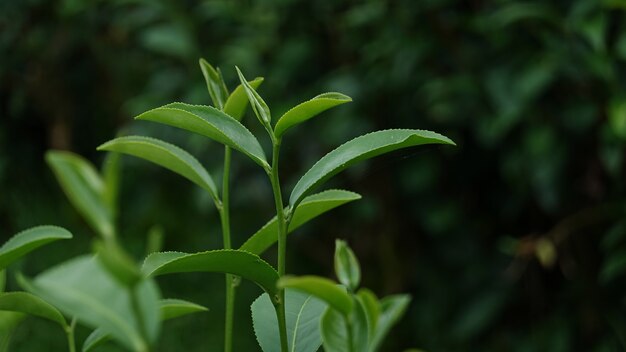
[2,0,626,351]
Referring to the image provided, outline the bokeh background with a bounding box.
[2,0,626,351]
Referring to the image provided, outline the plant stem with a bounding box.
[65,317,77,352]
[221,146,236,352]
[269,139,289,352]
[130,286,149,352]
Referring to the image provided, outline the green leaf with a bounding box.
[356,288,380,338]
[101,151,121,217]
[136,103,269,169]
[97,136,219,200]
[321,298,369,352]
[94,240,142,288]
[277,276,352,316]
[19,255,161,352]
[289,129,455,208]
[224,77,264,121]
[82,328,109,352]
[199,58,229,109]
[252,288,327,352]
[334,240,361,292]
[0,226,72,270]
[0,292,67,328]
[370,295,411,352]
[235,67,272,130]
[0,271,4,293]
[160,298,208,320]
[274,92,352,138]
[46,151,115,239]
[142,250,279,297]
[240,190,361,255]
[83,298,207,352]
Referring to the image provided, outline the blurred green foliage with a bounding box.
[2,0,626,351]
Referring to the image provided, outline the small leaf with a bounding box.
[224,77,264,121]
[357,288,380,338]
[46,151,115,239]
[252,288,327,352]
[101,151,121,217]
[235,67,272,130]
[82,298,207,352]
[19,255,161,352]
[289,129,455,208]
[199,58,229,109]
[142,250,279,297]
[277,276,352,316]
[240,190,361,255]
[334,240,361,292]
[370,295,411,352]
[320,298,369,352]
[160,298,208,320]
[0,226,72,270]
[98,136,219,200]
[136,103,269,169]
[274,92,352,138]
[0,292,67,328]
[94,240,142,287]
[82,328,109,352]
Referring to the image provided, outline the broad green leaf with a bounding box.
[0,312,24,352]
[289,129,455,208]
[94,240,142,287]
[199,59,229,109]
[83,298,207,352]
[160,298,208,320]
[101,151,121,217]
[277,276,352,316]
[252,288,326,352]
[224,77,264,120]
[0,226,72,270]
[274,93,352,138]
[357,288,380,338]
[321,298,369,352]
[240,190,361,255]
[97,136,218,200]
[235,67,272,129]
[46,151,115,239]
[0,271,4,293]
[370,295,411,352]
[19,255,161,352]
[143,250,279,297]
[334,240,361,292]
[0,292,67,328]
[136,103,268,169]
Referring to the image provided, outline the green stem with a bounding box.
[269,139,289,352]
[130,286,150,352]
[221,146,236,352]
[65,317,77,352]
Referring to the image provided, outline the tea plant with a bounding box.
[0,60,454,352]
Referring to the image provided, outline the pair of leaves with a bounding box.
[236,67,352,139]
[46,151,118,239]
[20,255,161,352]
[251,288,327,352]
[82,298,207,352]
